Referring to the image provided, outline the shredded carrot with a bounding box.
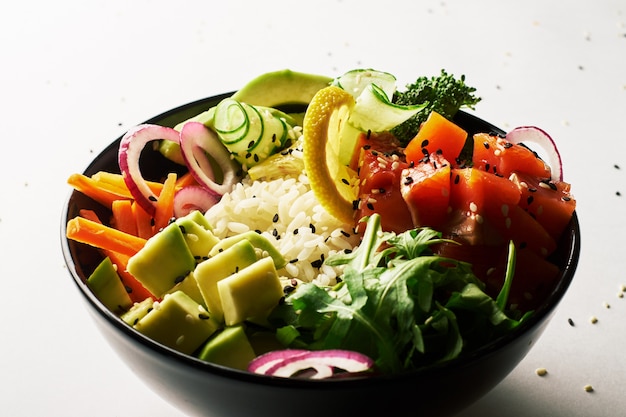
[66,216,147,257]
[175,171,199,188]
[91,171,164,195]
[67,173,132,209]
[76,209,154,302]
[79,208,102,223]
[112,200,138,236]
[132,201,154,239]
[153,173,177,233]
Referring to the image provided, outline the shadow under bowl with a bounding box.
[61,93,581,417]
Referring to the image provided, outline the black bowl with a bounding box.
[61,93,581,417]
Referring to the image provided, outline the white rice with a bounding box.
[204,172,359,287]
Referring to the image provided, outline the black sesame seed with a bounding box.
[272,228,278,237]
[562,196,571,202]
[289,258,299,263]
[454,174,460,184]
[527,195,534,205]
[568,318,575,327]
[483,142,490,149]
[503,142,513,149]
[309,223,316,233]
[421,148,429,156]
[341,178,349,185]
[283,285,296,294]
[149,195,157,202]
[254,154,259,163]
[124,285,132,294]
[133,318,139,325]
[366,202,374,210]
[485,163,490,172]
[174,275,186,284]
[248,140,255,149]
[352,199,360,210]
[272,213,279,223]
[245,152,252,159]
[379,188,386,194]
[179,225,187,234]
[404,176,414,185]
[341,230,350,237]
[311,259,323,268]
[198,313,210,320]
[293,228,299,235]
[421,139,429,148]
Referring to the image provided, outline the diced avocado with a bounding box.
[194,239,258,323]
[231,69,332,107]
[218,256,284,326]
[134,291,219,355]
[163,271,205,308]
[209,230,287,269]
[197,325,256,370]
[175,210,219,259]
[127,222,196,297]
[121,297,155,326]
[87,257,133,314]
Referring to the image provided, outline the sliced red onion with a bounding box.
[173,185,220,218]
[118,124,181,216]
[179,121,240,196]
[248,349,375,379]
[505,126,563,182]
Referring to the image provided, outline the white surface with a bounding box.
[1,0,625,416]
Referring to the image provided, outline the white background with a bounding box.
[1,1,625,416]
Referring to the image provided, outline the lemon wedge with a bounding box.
[302,86,359,224]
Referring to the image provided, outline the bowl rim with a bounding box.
[60,92,581,388]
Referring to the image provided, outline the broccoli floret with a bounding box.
[391,69,481,144]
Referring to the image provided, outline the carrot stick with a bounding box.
[75,209,154,302]
[175,171,198,188]
[66,216,147,257]
[68,173,132,209]
[112,200,138,236]
[132,201,154,239]
[153,173,177,233]
[79,208,102,223]
[91,171,164,195]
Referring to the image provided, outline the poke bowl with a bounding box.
[61,69,580,417]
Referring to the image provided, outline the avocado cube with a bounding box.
[87,257,133,314]
[127,222,196,297]
[194,239,258,323]
[134,291,219,355]
[197,325,256,370]
[121,297,155,326]
[163,271,205,308]
[209,230,287,269]
[175,210,219,259]
[218,256,284,326]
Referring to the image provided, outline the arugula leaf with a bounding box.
[274,213,530,373]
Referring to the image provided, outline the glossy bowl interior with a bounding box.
[61,93,581,417]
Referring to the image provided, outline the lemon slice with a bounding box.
[302,86,359,224]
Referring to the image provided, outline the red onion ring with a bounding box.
[118,124,181,216]
[505,126,563,182]
[179,121,240,196]
[248,349,375,379]
[172,185,220,218]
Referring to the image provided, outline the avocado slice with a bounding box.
[218,256,284,326]
[197,325,256,370]
[194,239,258,323]
[134,290,219,355]
[231,69,332,108]
[87,257,133,314]
[208,230,287,270]
[127,222,196,297]
[175,210,219,259]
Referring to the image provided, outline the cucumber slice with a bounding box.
[332,68,397,100]
[349,84,428,132]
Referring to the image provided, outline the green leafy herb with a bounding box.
[272,214,531,373]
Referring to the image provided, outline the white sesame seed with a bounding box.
[604,302,611,309]
[176,335,185,346]
[391,161,400,170]
[584,384,594,392]
[590,316,598,324]
[539,181,552,189]
[535,368,548,376]
[469,202,478,212]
